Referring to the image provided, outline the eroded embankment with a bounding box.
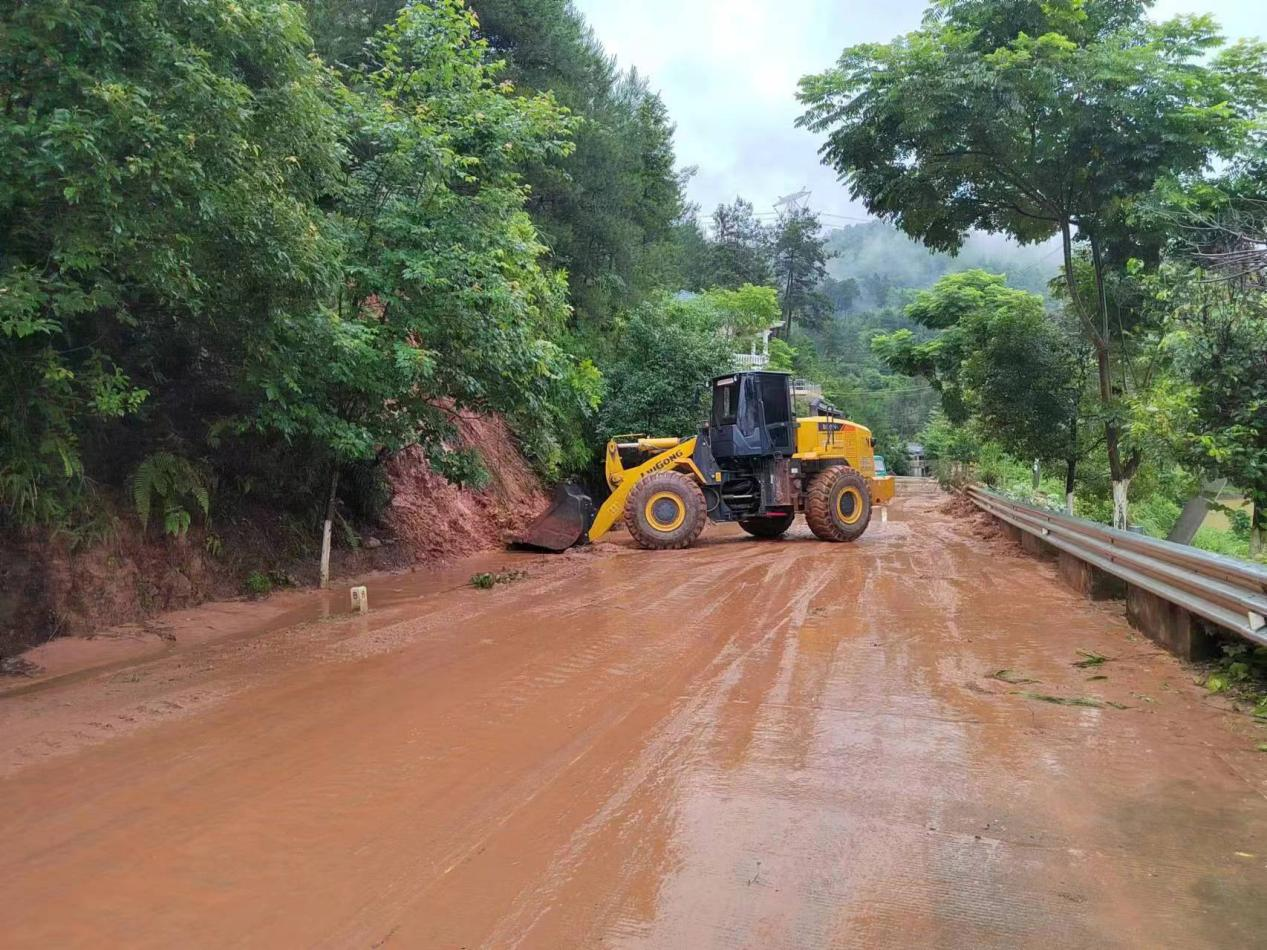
[0,411,547,660]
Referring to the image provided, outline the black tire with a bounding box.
[805,467,871,542]
[739,511,795,539]
[624,471,708,550]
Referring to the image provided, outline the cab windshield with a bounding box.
[712,379,740,426]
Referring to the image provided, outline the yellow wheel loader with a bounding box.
[518,371,895,552]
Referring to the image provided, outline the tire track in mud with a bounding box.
[474,551,867,948]
[325,544,852,947]
[3,497,1267,949]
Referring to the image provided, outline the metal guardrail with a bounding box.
[966,486,1267,646]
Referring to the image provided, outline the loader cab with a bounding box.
[708,371,795,460]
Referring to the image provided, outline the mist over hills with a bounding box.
[825,221,1061,304]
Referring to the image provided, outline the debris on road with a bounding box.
[470,569,526,590]
[987,669,1038,685]
[1017,691,1106,709]
[1073,650,1110,668]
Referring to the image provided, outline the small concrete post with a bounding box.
[350,586,369,615]
[1126,585,1216,660]
[1032,458,1041,490]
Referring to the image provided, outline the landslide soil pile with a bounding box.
[384,411,549,560]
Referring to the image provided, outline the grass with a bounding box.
[988,669,1038,685]
[1072,650,1109,669]
[1018,691,1106,708]
[470,569,526,590]
[245,570,272,598]
[1191,525,1263,563]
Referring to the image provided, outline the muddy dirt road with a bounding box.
[3,491,1266,948]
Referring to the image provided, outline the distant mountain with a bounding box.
[824,221,1061,304]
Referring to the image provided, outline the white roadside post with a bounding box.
[350,586,369,615]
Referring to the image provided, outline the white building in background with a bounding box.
[907,442,929,477]
[733,320,785,371]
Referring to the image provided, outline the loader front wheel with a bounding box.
[739,512,795,539]
[805,467,871,543]
[624,471,707,550]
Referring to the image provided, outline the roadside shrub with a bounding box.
[1192,526,1250,559]
[130,453,212,538]
[245,571,272,598]
[1130,495,1182,539]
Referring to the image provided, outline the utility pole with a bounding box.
[773,188,811,339]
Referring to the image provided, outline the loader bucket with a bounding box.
[514,484,596,552]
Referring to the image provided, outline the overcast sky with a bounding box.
[571,0,1264,227]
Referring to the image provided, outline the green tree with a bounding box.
[472,0,687,325]
[595,296,735,441]
[672,211,716,292]
[767,338,797,373]
[1,0,344,527]
[0,0,606,564]
[873,271,1087,508]
[303,0,403,65]
[820,276,860,314]
[772,208,832,336]
[699,284,781,345]
[799,0,1267,526]
[253,1,599,577]
[706,198,774,289]
[1139,268,1267,555]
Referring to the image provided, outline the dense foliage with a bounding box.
[0,0,604,536]
[595,296,736,442]
[472,0,687,326]
[874,271,1087,498]
[2,0,345,527]
[800,0,1267,532]
[4,0,1264,573]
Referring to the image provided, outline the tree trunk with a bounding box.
[1064,455,1077,516]
[1059,223,1132,530]
[1112,478,1130,532]
[1252,498,1265,558]
[320,466,340,590]
[1097,343,1133,529]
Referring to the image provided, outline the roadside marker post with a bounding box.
[350,586,369,614]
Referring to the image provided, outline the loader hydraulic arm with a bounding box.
[605,436,684,491]
[590,437,699,542]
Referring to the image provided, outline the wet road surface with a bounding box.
[2,490,1266,948]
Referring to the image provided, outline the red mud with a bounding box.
[1,491,1266,948]
[385,411,549,561]
[1,411,546,659]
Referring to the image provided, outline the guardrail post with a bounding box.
[1019,531,1055,559]
[1057,552,1125,601]
[1125,586,1218,661]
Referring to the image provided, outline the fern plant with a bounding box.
[129,452,211,538]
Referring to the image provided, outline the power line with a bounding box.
[808,383,938,398]
[749,209,871,223]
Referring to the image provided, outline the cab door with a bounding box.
[758,374,794,455]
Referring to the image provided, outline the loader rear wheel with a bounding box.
[805,467,871,543]
[624,471,707,550]
[739,512,795,539]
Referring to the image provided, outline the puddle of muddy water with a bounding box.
[1,546,591,698]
